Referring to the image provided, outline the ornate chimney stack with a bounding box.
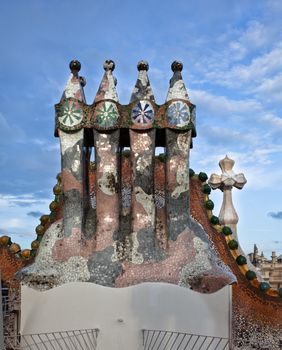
[55,60,88,240]
[93,60,120,251]
[165,61,194,240]
[129,61,158,262]
[19,60,237,293]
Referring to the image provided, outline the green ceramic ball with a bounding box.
[245,270,256,280]
[222,226,232,236]
[228,240,239,250]
[236,255,247,265]
[205,200,214,210]
[210,215,219,225]
[198,172,208,182]
[259,282,270,292]
[202,184,211,194]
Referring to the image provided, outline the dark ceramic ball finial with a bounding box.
[103,60,115,72]
[69,60,81,73]
[171,61,183,72]
[137,60,149,71]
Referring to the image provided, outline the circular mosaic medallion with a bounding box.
[96,101,119,128]
[58,100,83,130]
[167,101,190,127]
[131,100,154,124]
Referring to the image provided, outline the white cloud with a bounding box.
[1,218,24,229]
[203,42,282,91]
[254,73,282,102]
[240,21,268,48]
[228,21,268,61]
[190,89,262,116]
[240,163,282,189]
[30,138,60,151]
[260,113,282,129]
[0,192,52,248]
[0,193,48,208]
[0,112,25,142]
[46,143,60,151]
[266,0,282,13]
[188,88,282,184]
[188,16,282,104]
[31,138,45,146]
[194,125,260,152]
[0,113,10,131]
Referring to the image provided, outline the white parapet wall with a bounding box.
[21,282,231,349]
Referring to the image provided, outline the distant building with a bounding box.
[249,244,282,289]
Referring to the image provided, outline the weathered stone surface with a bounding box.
[1,60,280,350]
[130,60,154,103]
[165,66,192,240]
[18,221,90,290]
[94,130,120,251]
[88,246,122,287]
[58,65,88,245]
[20,61,235,295]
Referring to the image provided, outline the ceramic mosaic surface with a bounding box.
[167,101,190,127]
[57,99,83,129]
[19,60,237,294]
[4,59,279,350]
[131,100,154,124]
[95,101,119,128]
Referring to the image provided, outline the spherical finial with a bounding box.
[103,60,115,72]
[137,60,149,71]
[171,61,183,72]
[69,60,81,73]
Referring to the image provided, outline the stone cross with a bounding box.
[208,155,247,238]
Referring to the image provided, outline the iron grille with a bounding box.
[2,294,20,317]
[142,329,230,350]
[4,329,99,350]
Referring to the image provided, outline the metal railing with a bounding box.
[4,329,99,350]
[2,295,11,316]
[142,329,230,350]
[2,294,20,317]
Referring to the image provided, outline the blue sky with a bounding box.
[0,0,281,257]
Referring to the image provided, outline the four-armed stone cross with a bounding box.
[208,155,247,239]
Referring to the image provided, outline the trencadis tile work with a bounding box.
[0,60,281,349]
